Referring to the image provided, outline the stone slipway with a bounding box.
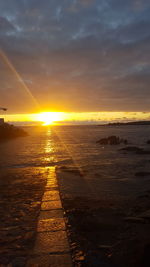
[26,167,73,267]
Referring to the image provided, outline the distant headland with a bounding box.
[99,121,150,126]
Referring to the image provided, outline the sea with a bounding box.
[0,125,150,200]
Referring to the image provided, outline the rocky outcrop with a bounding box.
[135,172,150,177]
[120,146,142,152]
[0,123,28,141]
[120,146,150,154]
[137,150,150,155]
[96,136,127,145]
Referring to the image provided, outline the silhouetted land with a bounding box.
[0,123,28,141]
[99,121,150,126]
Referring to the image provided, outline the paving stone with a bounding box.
[46,183,57,188]
[29,167,72,266]
[46,184,58,189]
[33,231,70,254]
[45,183,58,188]
[42,191,60,201]
[27,253,72,267]
[39,210,64,220]
[46,180,56,184]
[124,217,145,223]
[45,186,58,191]
[47,177,56,180]
[47,179,57,185]
[41,201,62,210]
[47,175,56,179]
[47,176,56,179]
[37,218,66,232]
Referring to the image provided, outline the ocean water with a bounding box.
[0,125,150,199]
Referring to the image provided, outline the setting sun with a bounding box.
[36,112,64,125]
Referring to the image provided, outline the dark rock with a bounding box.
[99,245,112,251]
[135,172,150,177]
[137,194,150,199]
[138,210,150,219]
[137,150,150,155]
[96,136,127,145]
[83,252,113,267]
[119,146,143,153]
[140,243,150,267]
[11,257,26,267]
[124,217,146,223]
[120,146,150,155]
[24,231,34,241]
[147,140,150,144]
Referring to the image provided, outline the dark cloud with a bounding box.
[0,0,150,112]
[0,16,16,34]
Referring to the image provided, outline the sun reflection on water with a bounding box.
[44,129,55,163]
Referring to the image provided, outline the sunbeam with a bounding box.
[0,48,39,109]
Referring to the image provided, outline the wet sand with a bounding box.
[0,167,47,266]
[56,166,150,267]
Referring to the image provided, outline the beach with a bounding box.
[0,125,150,266]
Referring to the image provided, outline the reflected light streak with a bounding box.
[44,129,55,162]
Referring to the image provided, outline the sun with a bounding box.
[36,112,63,125]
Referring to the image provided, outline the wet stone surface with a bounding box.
[42,190,60,201]
[56,167,150,267]
[27,166,72,267]
[41,200,62,210]
[27,253,73,267]
[33,231,70,254]
[39,209,64,220]
[37,218,66,232]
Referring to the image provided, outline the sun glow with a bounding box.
[36,112,64,125]
[3,112,150,126]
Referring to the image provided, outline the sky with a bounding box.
[0,0,150,121]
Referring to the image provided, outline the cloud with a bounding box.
[0,16,16,34]
[0,0,150,112]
